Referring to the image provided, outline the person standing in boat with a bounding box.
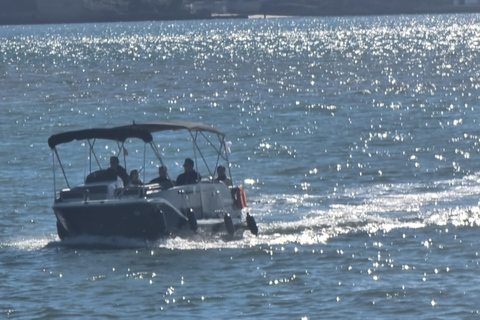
[176,158,201,186]
[149,165,174,189]
[215,165,232,186]
[108,156,129,186]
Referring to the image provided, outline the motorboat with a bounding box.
[47,121,258,240]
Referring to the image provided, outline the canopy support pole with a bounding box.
[53,148,70,189]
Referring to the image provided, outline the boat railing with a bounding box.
[59,188,90,202]
[114,186,145,198]
[60,185,112,202]
[115,183,172,199]
[57,180,122,202]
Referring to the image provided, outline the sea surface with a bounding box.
[1,13,480,319]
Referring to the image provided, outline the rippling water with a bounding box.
[2,14,480,319]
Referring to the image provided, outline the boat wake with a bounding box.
[4,204,480,252]
[6,172,480,251]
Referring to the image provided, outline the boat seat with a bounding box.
[85,169,117,184]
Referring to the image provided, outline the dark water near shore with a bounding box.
[2,14,480,319]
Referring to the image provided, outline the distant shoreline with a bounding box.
[1,6,480,26]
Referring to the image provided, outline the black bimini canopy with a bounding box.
[48,122,224,149]
[48,127,153,149]
[118,121,225,136]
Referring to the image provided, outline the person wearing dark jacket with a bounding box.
[176,158,201,186]
[108,156,129,186]
[149,165,174,189]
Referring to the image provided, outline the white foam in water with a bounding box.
[6,171,480,252]
[99,171,480,247]
[3,237,53,251]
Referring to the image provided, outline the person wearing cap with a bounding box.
[176,158,201,186]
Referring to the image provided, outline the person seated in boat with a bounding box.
[215,165,232,186]
[149,165,174,189]
[129,169,143,186]
[176,158,201,186]
[107,156,129,186]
